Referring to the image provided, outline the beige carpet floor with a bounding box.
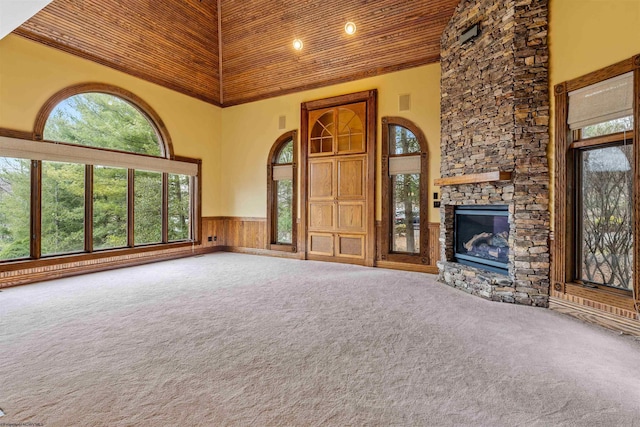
[1,253,639,426]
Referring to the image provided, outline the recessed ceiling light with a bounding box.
[293,39,303,51]
[345,22,357,35]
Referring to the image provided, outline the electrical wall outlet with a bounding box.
[213,236,217,242]
[207,236,213,242]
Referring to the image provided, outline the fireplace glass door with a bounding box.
[454,206,509,274]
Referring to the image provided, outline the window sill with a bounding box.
[0,241,196,273]
[268,244,296,253]
[382,252,428,265]
[563,282,637,312]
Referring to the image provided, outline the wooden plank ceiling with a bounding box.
[14,0,460,107]
[15,0,220,105]
[219,0,459,106]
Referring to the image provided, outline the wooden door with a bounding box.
[303,94,374,265]
[308,155,366,259]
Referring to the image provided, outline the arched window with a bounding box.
[0,84,197,263]
[381,117,429,265]
[43,92,164,156]
[267,131,297,251]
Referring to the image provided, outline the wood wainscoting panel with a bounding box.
[428,222,441,266]
[201,216,227,248]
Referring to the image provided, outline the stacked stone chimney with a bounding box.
[438,0,550,306]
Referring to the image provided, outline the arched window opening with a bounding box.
[43,93,164,157]
[267,131,298,250]
[381,117,429,264]
[0,84,198,264]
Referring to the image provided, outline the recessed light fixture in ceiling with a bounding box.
[293,39,303,51]
[344,22,357,35]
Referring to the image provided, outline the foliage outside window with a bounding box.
[0,88,196,263]
[168,173,192,242]
[0,157,31,260]
[390,125,421,254]
[135,170,163,245]
[268,132,297,249]
[41,161,85,256]
[275,141,293,244]
[93,166,128,250]
[381,118,428,264]
[44,93,163,156]
[576,129,633,291]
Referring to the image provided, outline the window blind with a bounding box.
[0,136,198,176]
[389,155,420,175]
[272,164,293,180]
[568,72,634,130]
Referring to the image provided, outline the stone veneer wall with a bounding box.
[438,0,550,306]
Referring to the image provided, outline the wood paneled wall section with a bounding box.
[219,0,460,105]
[427,222,441,266]
[205,217,441,269]
[15,0,220,104]
[201,217,267,250]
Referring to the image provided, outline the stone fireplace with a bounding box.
[437,0,550,306]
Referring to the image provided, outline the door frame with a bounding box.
[299,90,377,266]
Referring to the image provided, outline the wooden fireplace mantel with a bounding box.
[434,171,513,187]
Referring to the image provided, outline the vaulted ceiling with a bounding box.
[14,0,460,107]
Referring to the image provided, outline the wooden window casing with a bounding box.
[553,55,640,312]
[0,83,201,270]
[380,117,429,265]
[267,131,298,252]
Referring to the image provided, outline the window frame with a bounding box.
[380,117,429,265]
[266,130,298,252]
[34,83,174,158]
[553,55,640,311]
[0,83,201,267]
[573,137,634,295]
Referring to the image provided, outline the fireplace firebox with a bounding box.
[454,206,509,274]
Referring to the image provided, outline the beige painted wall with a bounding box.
[6,0,634,227]
[548,0,640,227]
[220,63,442,222]
[0,35,222,216]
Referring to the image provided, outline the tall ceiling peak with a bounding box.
[13,0,460,106]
